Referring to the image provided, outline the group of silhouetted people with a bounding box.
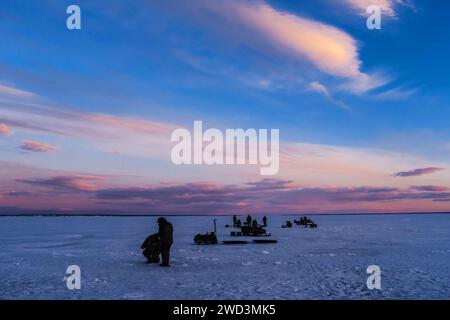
[294,216,314,227]
[233,214,268,228]
[283,216,318,228]
[297,216,309,226]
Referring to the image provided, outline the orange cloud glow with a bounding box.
[0,123,12,136]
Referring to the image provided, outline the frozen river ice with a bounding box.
[0,214,449,299]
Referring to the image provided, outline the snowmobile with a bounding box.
[294,216,318,228]
[141,234,161,263]
[240,225,271,237]
[193,219,218,245]
[194,232,218,244]
[282,221,293,228]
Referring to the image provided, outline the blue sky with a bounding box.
[1,0,450,214]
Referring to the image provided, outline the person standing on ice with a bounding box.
[156,217,173,267]
[262,216,267,227]
[233,215,237,227]
[246,215,252,226]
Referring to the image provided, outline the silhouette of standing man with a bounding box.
[246,215,252,226]
[157,217,173,267]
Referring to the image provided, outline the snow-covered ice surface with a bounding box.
[1,214,449,300]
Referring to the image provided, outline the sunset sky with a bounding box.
[1,0,450,215]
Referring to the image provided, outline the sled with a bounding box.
[252,239,277,244]
[222,240,248,245]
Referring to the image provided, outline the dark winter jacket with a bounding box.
[158,222,173,246]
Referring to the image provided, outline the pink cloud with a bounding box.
[4,170,450,214]
[232,2,363,79]
[0,123,12,137]
[93,179,450,214]
[1,101,177,159]
[172,1,388,94]
[84,114,175,135]
[276,143,450,190]
[191,1,388,93]
[20,140,56,153]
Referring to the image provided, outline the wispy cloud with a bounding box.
[232,2,366,80]
[373,86,417,100]
[186,0,388,94]
[394,167,444,177]
[308,81,349,109]
[0,84,34,97]
[0,123,12,136]
[4,93,450,189]
[308,81,330,97]
[342,0,414,17]
[0,190,32,197]
[340,72,390,95]
[18,174,103,193]
[411,185,449,192]
[0,98,178,159]
[20,140,57,153]
[278,142,449,188]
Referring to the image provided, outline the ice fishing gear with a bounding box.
[293,216,318,228]
[194,219,277,245]
[239,225,271,237]
[193,219,218,245]
[282,221,293,228]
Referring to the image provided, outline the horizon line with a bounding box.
[1,211,450,217]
